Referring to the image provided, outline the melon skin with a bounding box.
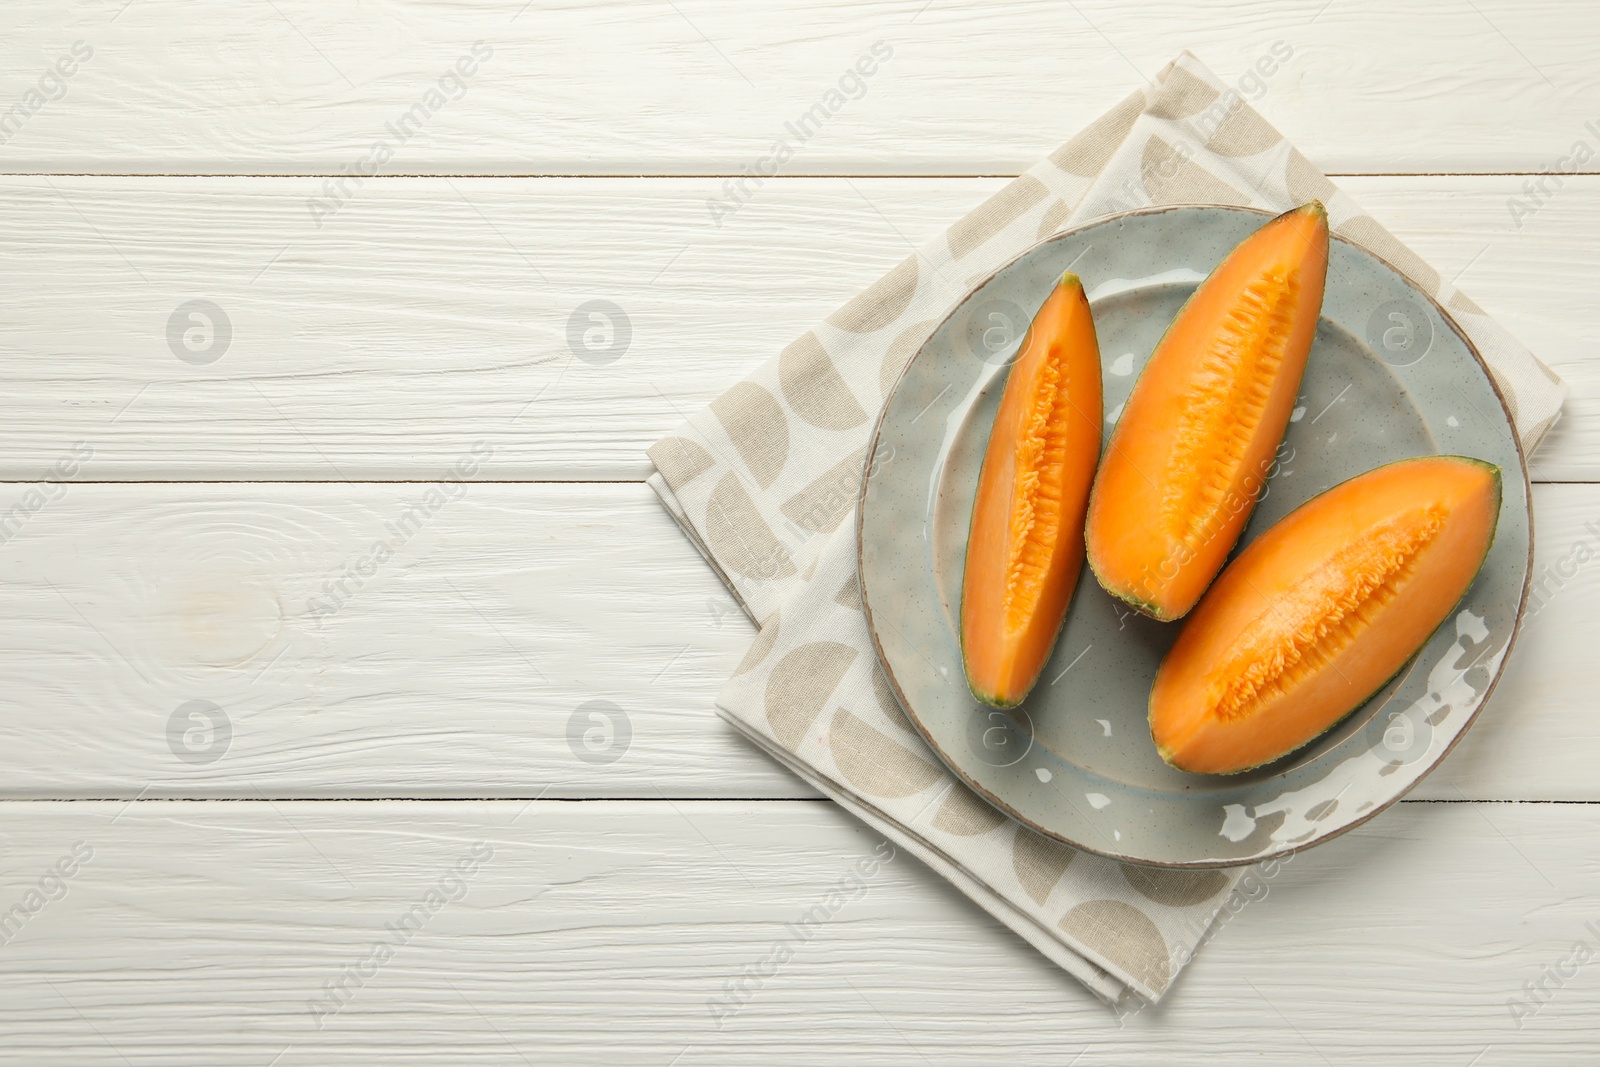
[1149,455,1502,776]
[961,272,1103,709]
[1087,202,1330,622]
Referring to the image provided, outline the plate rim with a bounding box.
[855,201,1535,869]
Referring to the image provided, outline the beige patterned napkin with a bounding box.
[647,52,1566,1004]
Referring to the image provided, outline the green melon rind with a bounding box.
[1086,550,1173,622]
[1150,454,1503,776]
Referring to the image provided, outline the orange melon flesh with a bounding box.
[1087,202,1329,621]
[961,272,1103,709]
[1150,456,1502,775]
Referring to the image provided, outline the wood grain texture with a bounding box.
[0,799,1594,1065]
[1,174,1596,480]
[1,3,1594,1056]
[0,481,771,798]
[0,0,1595,175]
[0,481,1592,801]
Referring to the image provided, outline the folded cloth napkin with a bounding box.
[647,51,1567,1004]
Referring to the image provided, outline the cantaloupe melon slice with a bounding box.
[1150,455,1502,775]
[961,272,1102,709]
[1087,202,1329,621]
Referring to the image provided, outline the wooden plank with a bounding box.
[0,0,1595,175]
[0,174,1596,481]
[0,798,1594,1064]
[0,481,776,799]
[0,481,1592,801]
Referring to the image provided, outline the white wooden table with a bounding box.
[2,2,1597,1062]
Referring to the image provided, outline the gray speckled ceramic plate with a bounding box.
[858,204,1532,869]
